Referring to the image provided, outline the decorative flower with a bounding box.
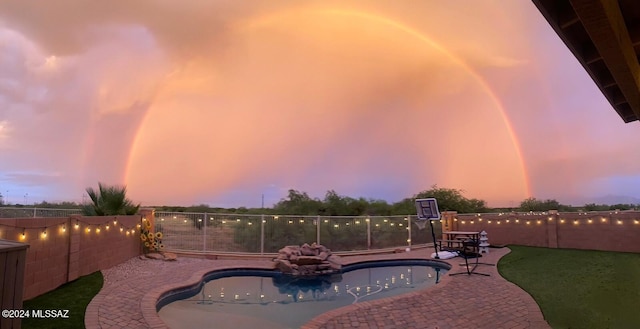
[140,220,164,253]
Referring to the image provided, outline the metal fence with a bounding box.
[0,207,82,218]
[154,212,442,254]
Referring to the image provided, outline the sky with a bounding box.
[0,0,639,208]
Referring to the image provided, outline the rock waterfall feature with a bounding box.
[274,243,342,276]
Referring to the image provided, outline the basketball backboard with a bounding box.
[415,198,440,221]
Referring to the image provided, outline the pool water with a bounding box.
[159,262,447,329]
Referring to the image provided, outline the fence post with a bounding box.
[407,215,412,249]
[203,212,207,252]
[367,217,371,249]
[260,214,265,255]
[33,207,37,218]
[316,215,321,245]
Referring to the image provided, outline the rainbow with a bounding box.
[124,7,531,199]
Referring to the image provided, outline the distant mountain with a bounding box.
[582,194,640,205]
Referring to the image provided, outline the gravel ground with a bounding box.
[101,255,208,285]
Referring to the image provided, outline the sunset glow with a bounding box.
[1,1,639,207]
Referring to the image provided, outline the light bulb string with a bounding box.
[0,217,143,235]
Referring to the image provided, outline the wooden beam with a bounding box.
[570,0,640,120]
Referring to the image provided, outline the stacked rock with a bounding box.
[274,243,342,276]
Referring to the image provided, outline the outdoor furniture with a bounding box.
[438,231,480,252]
[436,239,465,251]
[449,237,495,276]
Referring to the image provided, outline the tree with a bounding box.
[395,185,488,214]
[81,183,140,216]
[364,199,392,216]
[583,203,609,211]
[519,197,571,212]
[608,204,634,211]
[0,191,3,205]
[272,189,322,215]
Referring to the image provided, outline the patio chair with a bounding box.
[449,238,494,276]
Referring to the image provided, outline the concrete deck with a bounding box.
[85,247,550,329]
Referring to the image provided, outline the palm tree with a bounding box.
[81,183,140,216]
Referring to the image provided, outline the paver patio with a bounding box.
[85,247,550,329]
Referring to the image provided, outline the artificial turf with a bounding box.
[498,245,640,329]
[21,271,103,329]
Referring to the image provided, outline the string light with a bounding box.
[42,229,47,238]
[75,221,80,229]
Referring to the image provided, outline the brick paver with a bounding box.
[85,248,550,329]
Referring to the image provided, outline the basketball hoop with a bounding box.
[415,198,441,259]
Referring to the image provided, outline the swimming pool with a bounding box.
[158,260,449,329]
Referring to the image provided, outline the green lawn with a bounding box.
[21,271,103,329]
[498,246,640,329]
